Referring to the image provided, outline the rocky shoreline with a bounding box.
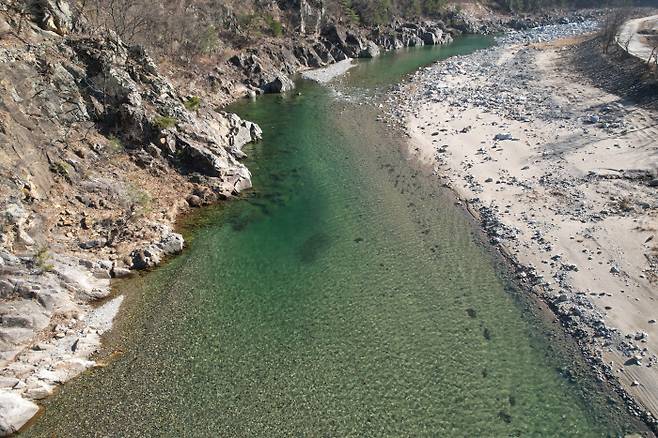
[0,3,264,433]
[175,4,603,104]
[388,17,658,431]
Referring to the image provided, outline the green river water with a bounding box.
[25,37,645,437]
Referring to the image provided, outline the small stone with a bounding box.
[186,195,203,208]
[494,133,514,141]
[585,114,600,124]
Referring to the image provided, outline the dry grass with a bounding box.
[532,34,593,50]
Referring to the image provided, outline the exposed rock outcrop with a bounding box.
[227,19,453,95]
[31,0,74,35]
[299,0,325,36]
[129,227,184,270]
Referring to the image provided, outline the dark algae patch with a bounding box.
[25,37,648,437]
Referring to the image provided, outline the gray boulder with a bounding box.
[359,41,380,58]
[0,391,39,436]
[294,46,323,68]
[262,74,295,94]
[32,0,73,35]
[130,231,184,270]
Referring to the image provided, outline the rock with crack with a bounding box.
[359,41,380,58]
[31,0,73,35]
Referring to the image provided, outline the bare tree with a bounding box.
[601,8,631,54]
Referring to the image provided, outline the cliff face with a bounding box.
[0,2,261,433]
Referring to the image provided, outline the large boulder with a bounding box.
[375,34,403,51]
[322,24,368,58]
[359,41,380,58]
[262,74,295,94]
[323,24,349,48]
[228,53,264,75]
[0,391,39,436]
[312,43,333,64]
[421,31,441,45]
[130,230,184,270]
[293,46,323,68]
[31,0,73,35]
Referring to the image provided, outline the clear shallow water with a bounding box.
[25,38,643,436]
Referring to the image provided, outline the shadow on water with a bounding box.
[298,231,332,264]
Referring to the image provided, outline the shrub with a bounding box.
[35,246,54,272]
[184,96,202,111]
[340,0,361,24]
[266,16,283,37]
[126,183,152,215]
[49,161,69,177]
[199,25,220,54]
[153,115,178,130]
[107,135,124,154]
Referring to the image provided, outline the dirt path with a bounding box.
[617,14,658,63]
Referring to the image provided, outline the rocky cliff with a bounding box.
[0,1,261,434]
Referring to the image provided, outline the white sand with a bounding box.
[301,58,356,83]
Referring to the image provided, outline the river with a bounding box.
[24,36,644,436]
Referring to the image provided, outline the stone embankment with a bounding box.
[390,19,658,430]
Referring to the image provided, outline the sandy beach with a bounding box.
[391,24,658,424]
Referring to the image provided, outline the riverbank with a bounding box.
[390,19,658,429]
[0,7,262,433]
